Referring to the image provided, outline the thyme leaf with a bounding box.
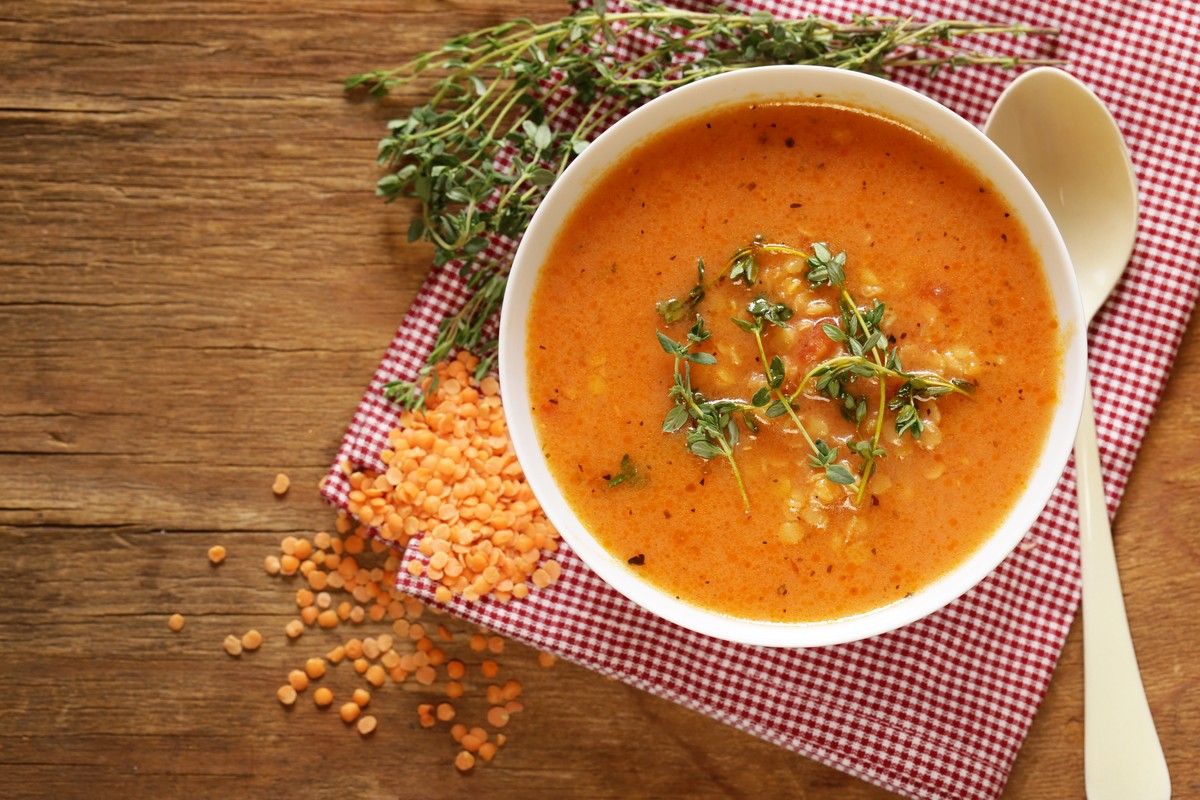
[607,454,641,487]
[656,258,706,324]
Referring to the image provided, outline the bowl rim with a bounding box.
[499,65,1086,648]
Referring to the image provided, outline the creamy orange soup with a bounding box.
[526,101,1060,622]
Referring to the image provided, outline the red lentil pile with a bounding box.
[342,351,563,603]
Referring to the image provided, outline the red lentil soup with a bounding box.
[526,101,1061,623]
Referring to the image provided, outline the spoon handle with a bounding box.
[1077,381,1170,799]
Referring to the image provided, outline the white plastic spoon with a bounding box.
[985,67,1169,799]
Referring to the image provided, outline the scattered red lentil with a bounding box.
[241,629,263,651]
[365,664,386,687]
[313,687,333,708]
[277,685,297,706]
[288,669,309,692]
[339,702,361,723]
[272,473,290,495]
[352,688,371,708]
[167,613,185,632]
[208,545,226,565]
[454,750,475,772]
[357,715,377,736]
[537,651,557,668]
[414,665,436,686]
[223,635,243,657]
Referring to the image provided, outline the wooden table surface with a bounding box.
[2,2,1196,798]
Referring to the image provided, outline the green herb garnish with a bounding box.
[606,454,641,487]
[658,240,975,508]
[658,317,752,509]
[350,4,1059,409]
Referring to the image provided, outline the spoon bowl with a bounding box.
[985,67,1169,800]
[985,68,1137,318]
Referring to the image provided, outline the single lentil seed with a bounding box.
[168,613,185,632]
[365,665,386,687]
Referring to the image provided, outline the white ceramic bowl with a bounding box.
[499,66,1086,648]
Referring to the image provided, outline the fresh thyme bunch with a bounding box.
[348,1,1058,408]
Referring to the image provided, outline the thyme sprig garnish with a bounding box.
[657,240,975,509]
[349,2,1059,409]
[658,317,751,509]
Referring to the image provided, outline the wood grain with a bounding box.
[1,2,1196,798]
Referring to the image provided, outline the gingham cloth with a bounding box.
[322,1,1200,797]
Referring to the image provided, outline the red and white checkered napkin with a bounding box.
[322,1,1200,797]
